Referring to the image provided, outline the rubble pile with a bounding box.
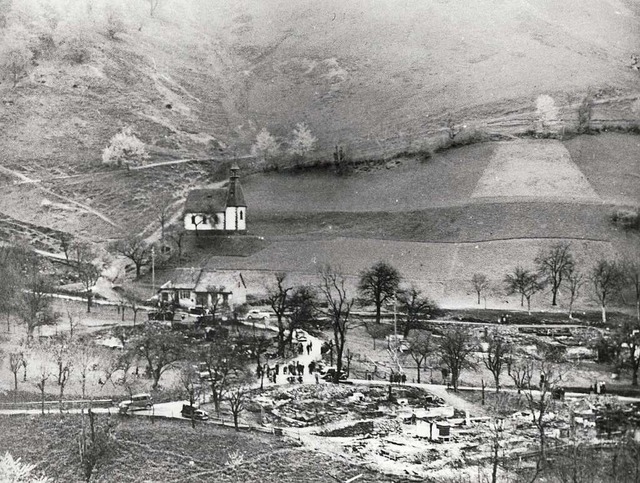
[256,384,447,428]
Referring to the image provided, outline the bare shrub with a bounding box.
[61,35,91,64]
[612,208,639,231]
[104,8,126,40]
[0,43,33,87]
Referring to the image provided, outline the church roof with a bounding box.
[184,189,227,214]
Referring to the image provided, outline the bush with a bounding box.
[611,208,639,230]
[104,9,126,40]
[61,36,91,64]
[102,126,148,168]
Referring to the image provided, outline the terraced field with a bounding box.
[200,134,639,311]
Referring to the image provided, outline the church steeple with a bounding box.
[226,164,246,207]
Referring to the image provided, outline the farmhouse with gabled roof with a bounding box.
[183,164,246,232]
[158,267,247,309]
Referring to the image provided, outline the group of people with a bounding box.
[255,349,321,385]
[296,341,313,355]
[389,371,407,385]
[257,363,280,384]
[283,362,306,377]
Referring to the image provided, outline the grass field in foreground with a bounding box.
[0,415,405,483]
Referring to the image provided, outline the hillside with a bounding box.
[0,1,638,312]
[0,415,404,482]
[0,0,638,179]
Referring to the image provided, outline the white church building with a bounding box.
[183,164,247,232]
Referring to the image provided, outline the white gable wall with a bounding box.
[225,207,236,230]
[237,207,246,230]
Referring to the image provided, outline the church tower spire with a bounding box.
[226,163,246,208]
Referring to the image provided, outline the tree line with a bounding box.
[471,241,640,322]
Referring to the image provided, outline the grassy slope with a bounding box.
[0,415,404,483]
[192,133,637,310]
[0,0,638,178]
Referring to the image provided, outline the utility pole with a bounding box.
[392,294,401,373]
[151,246,155,298]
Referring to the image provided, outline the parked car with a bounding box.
[181,405,209,421]
[246,309,271,321]
[293,329,307,342]
[118,393,153,413]
[320,367,348,381]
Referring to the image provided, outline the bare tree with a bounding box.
[318,265,355,383]
[445,114,460,140]
[143,0,163,17]
[613,319,640,386]
[285,285,317,349]
[75,341,95,400]
[265,272,293,357]
[243,333,271,390]
[109,235,152,278]
[155,197,175,243]
[564,266,585,320]
[535,242,574,306]
[130,322,185,389]
[488,418,505,483]
[227,376,253,432]
[504,266,545,314]
[365,322,393,350]
[406,331,431,383]
[357,261,401,325]
[78,409,116,482]
[622,258,640,322]
[203,285,228,323]
[166,224,187,261]
[438,325,477,391]
[577,91,594,134]
[471,273,489,305]
[59,233,73,261]
[47,334,73,411]
[0,246,22,332]
[70,241,102,313]
[520,350,568,467]
[34,360,50,416]
[590,259,624,324]
[179,362,203,429]
[507,353,529,394]
[397,285,438,337]
[116,285,148,326]
[8,352,23,403]
[483,329,511,392]
[18,256,60,340]
[200,333,248,415]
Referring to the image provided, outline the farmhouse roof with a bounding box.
[159,268,246,293]
[184,189,227,214]
[194,270,246,293]
[159,268,201,290]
